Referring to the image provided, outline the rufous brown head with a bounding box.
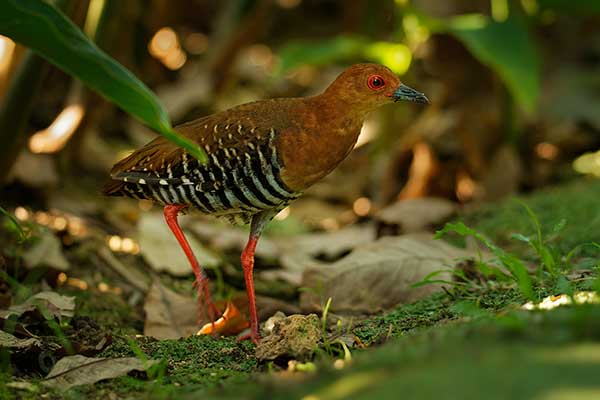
[324,63,429,112]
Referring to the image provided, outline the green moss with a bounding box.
[188,304,600,400]
[354,287,528,344]
[465,178,600,257]
[63,334,260,398]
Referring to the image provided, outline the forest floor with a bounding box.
[1,178,600,400]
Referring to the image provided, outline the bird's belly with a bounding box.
[120,180,299,224]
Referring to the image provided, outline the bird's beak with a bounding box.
[391,83,429,104]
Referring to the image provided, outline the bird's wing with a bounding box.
[102,109,293,203]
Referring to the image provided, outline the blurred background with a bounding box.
[0,0,599,324]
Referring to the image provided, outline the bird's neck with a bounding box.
[310,92,369,134]
[277,94,368,191]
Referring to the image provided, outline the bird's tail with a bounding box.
[101,179,125,196]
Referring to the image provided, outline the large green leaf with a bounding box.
[448,14,540,113]
[0,0,206,162]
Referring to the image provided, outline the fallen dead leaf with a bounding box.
[278,225,374,262]
[42,355,158,391]
[23,228,69,271]
[138,213,220,277]
[10,151,59,187]
[300,234,473,313]
[6,381,37,392]
[143,281,199,339]
[284,198,354,228]
[271,225,376,286]
[256,314,321,362]
[376,197,457,234]
[0,291,75,322]
[0,330,41,350]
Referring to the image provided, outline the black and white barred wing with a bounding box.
[106,128,301,218]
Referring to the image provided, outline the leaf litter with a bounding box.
[42,355,159,391]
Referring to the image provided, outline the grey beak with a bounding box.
[392,83,429,104]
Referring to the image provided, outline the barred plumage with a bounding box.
[105,125,301,224]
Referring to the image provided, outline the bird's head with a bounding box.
[324,63,429,112]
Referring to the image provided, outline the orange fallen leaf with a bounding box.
[196,300,249,336]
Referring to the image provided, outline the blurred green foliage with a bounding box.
[447,14,539,113]
[0,0,207,162]
[538,0,600,14]
[276,36,412,75]
[275,0,600,114]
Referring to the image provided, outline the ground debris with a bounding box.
[138,212,220,277]
[376,197,457,234]
[0,291,75,322]
[143,281,198,339]
[301,234,473,313]
[256,314,321,362]
[0,330,41,350]
[42,354,159,391]
[23,228,70,271]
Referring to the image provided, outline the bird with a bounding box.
[102,63,429,344]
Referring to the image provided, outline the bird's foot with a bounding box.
[192,277,220,332]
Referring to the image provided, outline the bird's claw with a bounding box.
[236,330,260,345]
[193,277,220,330]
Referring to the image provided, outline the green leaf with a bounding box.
[0,0,206,162]
[0,205,26,242]
[435,221,476,239]
[448,14,540,113]
[551,219,567,235]
[497,253,534,300]
[510,233,532,244]
[436,221,534,300]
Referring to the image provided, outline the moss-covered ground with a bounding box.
[1,178,599,399]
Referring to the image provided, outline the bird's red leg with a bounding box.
[163,205,219,328]
[241,235,259,344]
[239,210,274,344]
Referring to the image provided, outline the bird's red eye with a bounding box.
[367,75,386,90]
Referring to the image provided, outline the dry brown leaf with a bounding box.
[143,281,199,339]
[264,225,375,286]
[0,292,75,322]
[0,330,41,350]
[284,198,353,228]
[138,213,220,277]
[6,381,37,392]
[300,234,473,313]
[23,229,69,271]
[376,197,457,233]
[10,151,59,187]
[42,355,158,391]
